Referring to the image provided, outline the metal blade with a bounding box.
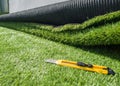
[45,59,57,64]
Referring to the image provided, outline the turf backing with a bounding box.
[0,27,120,86]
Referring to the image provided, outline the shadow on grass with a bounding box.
[0,24,120,61]
[77,45,120,61]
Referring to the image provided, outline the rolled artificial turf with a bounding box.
[0,0,120,25]
[0,11,120,46]
[53,10,120,32]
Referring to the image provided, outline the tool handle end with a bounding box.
[107,68,115,75]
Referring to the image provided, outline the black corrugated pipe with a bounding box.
[0,0,120,25]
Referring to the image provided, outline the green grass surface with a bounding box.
[0,11,120,46]
[0,10,120,86]
[53,10,120,32]
[0,21,120,46]
[0,12,9,15]
[0,27,120,86]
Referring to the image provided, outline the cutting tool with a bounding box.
[45,59,115,75]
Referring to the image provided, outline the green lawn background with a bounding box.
[0,27,120,86]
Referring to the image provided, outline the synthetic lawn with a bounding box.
[0,10,120,86]
[0,11,120,46]
[0,27,120,86]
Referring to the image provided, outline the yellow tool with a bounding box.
[45,59,115,75]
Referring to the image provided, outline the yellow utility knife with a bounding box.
[45,59,115,75]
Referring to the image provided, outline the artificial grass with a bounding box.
[53,10,120,32]
[0,11,120,46]
[0,27,120,86]
[0,21,120,46]
[0,12,9,15]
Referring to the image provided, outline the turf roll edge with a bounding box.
[0,21,120,46]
